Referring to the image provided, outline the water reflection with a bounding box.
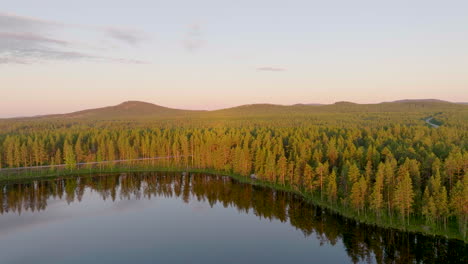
[0,172,466,263]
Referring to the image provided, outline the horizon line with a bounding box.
[1,98,467,119]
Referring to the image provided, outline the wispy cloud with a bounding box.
[0,31,76,64]
[0,12,60,32]
[0,49,148,65]
[256,67,286,72]
[0,57,28,64]
[0,12,149,64]
[183,23,203,52]
[104,27,148,46]
[0,32,69,47]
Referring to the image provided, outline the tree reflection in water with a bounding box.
[0,172,466,263]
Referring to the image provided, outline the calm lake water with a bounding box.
[0,172,466,264]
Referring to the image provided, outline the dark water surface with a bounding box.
[0,172,466,264]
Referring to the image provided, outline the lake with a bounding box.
[0,172,466,263]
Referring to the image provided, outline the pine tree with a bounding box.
[326,170,338,204]
[264,152,276,182]
[312,149,323,165]
[303,164,315,192]
[327,138,338,166]
[365,160,373,182]
[13,138,21,167]
[450,173,468,239]
[276,155,287,186]
[350,176,367,215]
[347,163,360,185]
[75,137,84,163]
[316,161,329,200]
[370,162,384,217]
[20,143,28,167]
[422,187,435,224]
[438,186,449,229]
[384,159,396,217]
[63,141,76,170]
[54,149,62,165]
[394,170,414,225]
[287,161,295,185]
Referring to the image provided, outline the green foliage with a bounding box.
[0,101,467,238]
[63,141,76,170]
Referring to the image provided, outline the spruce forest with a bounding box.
[0,100,467,241]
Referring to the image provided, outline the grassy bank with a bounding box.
[0,166,466,243]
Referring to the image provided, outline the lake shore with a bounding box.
[0,166,466,243]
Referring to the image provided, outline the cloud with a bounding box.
[0,12,59,32]
[105,27,148,46]
[0,12,149,64]
[0,57,28,64]
[0,49,148,65]
[183,23,203,52]
[0,31,77,64]
[0,32,69,47]
[103,57,148,64]
[256,67,286,72]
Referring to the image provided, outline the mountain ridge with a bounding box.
[2,99,465,120]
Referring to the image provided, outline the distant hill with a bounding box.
[391,99,451,103]
[39,101,202,120]
[333,101,358,105]
[210,104,292,117]
[294,103,326,106]
[4,99,466,121]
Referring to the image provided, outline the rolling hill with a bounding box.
[36,101,203,120]
[3,99,466,121]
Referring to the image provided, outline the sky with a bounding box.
[1,0,467,117]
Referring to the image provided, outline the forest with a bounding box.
[0,101,467,240]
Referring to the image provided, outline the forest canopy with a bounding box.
[0,100,467,239]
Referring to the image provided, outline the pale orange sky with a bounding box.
[1,1,468,117]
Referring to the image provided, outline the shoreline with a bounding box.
[0,166,466,243]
